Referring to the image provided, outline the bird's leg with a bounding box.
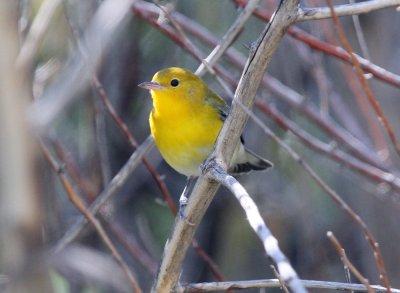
[179,176,196,224]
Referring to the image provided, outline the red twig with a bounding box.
[233,0,400,88]
[326,1,392,290]
[41,142,143,293]
[327,0,400,157]
[327,231,375,293]
[255,100,400,192]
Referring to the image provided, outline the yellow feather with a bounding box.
[139,67,272,176]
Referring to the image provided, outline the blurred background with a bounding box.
[1,0,400,292]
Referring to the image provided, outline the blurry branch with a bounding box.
[327,232,374,293]
[255,102,400,192]
[233,0,400,88]
[298,0,400,21]
[151,1,302,293]
[349,0,371,60]
[271,265,290,293]
[238,98,391,293]
[29,0,132,132]
[328,0,400,162]
[54,135,154,253]
[40,142,142,293]
[177,279,400,292]
[0,2,47,292]
[62,4,177,221]
[17,0,62,69]
[51,138,159,275]
[195,0,261,76]
[52,245,134,293]
[205,164,304,292]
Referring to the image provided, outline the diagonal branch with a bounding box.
[53,135,154,253]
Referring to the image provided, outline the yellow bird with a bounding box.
[139,67,272,177]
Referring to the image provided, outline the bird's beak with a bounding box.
[138,81,164,91]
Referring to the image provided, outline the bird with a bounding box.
[138,67,272,178]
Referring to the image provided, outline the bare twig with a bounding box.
[349,0,371,60]
[195,0,262,76]
[327,0,400,159]
[53,135,154,253]
[255,101,400,192]
[234,0,400,88]
[298,0,400,21]
[327,231,374,293]
[206,164,305,292]
[238,94,391,293]
[271,265,290,293]
[41,142,142,293]
[17,0,62,69]
[51,137,159,275]
[29,0,132,132]
[176,279,400,292]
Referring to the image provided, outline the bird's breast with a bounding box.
[149,105,222,176]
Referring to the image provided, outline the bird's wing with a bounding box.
[204,88,229,121]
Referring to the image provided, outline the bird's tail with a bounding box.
[229,146,273,174]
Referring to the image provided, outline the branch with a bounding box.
[234,0,400,88]
[17,0,61,69]
[206,163,305,292]
[150,1,300,292]
[53,135,154,253]
[195,0,262,76]
[29,0,132,132]
[41,142,142,293]
[327,0,400,159]
[327,232,374,293]
[177,279,400,292]
[298,0,400,21]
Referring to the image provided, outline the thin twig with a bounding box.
[237,95,391,293]
[195,0,262,76]
[17,0,62,69]
[53,135,155,253]
[51,137,159,275]
[349,0,371,60]
[176,279,400,292]
[40,142,142,293]
[233,0,400,88]
[29,0,132,132]
[327,0,400,159]
[298,0,400,21]
[327,231,375,293]
[327,2,392,290]
[255,101,400,192]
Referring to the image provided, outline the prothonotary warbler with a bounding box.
[139,67,272,177]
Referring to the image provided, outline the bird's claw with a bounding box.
[179,195,194,226]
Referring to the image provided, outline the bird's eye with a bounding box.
[170,79,179,87]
